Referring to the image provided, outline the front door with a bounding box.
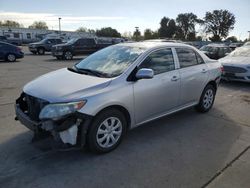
[133,48,180,124]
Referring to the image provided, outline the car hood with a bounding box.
[23,68,112,103]
[219,56,250,66]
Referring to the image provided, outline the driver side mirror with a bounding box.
[136,68,154,80]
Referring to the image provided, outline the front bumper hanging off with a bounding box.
[15,94,93,148]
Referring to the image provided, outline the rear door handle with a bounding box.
[171,76,179,81]
[202,69,207,73]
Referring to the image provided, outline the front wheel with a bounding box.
[63,51,73,60]
[37,48,45,55]
[6,54,16,62]
[87,109,127,153]
[195,84,216,113]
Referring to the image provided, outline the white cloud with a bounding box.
[0,11,127,30]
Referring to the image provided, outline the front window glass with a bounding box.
[75,45,145,77]
[229,47,250,57]
[66,38,79,44]
[200,46,216,52]
[139,48,175,75]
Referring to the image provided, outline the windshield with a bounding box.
[229,47,250,57]
[66,38,79,44]
[200,46,216,52]
[75,45,145,77]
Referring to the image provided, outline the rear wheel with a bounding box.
[195,84,216,113]
[87,109,127,153]
[6,53,16,62]
[37,47,45,55]
[63,51,73,60]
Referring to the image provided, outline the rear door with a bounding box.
[133,48,181,124]
[175,47,209,105]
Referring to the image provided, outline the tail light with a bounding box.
[220,66,224,73]
[16,47,22,52]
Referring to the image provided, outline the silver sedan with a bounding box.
[15,42,222,153]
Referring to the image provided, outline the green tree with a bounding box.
[204,9,236,42]
[176,13,202,40]
[96,27,121,37]
[158,17,177,38]
[28,21,48,30]
[144,29,159,40]
[76,27,87,32]
[0,20,21,28]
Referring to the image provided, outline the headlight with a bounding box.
[39,100,86,120]
[56,46,62,50]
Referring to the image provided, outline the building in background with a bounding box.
[0,27,95,45]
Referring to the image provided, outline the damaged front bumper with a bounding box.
[15,95,93,149]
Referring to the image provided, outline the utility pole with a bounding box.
[58,18,62,34]
[248,31,250,41]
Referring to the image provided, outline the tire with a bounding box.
[87,109,127,153]
[6,53,16,62]
[37,47,45,55]
[63,51,73,60]
[195,84,216,113]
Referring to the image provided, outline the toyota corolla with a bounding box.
[15,42,222,153]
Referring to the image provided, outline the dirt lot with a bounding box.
[0,51,250,188]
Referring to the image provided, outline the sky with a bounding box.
[0,0,249,40]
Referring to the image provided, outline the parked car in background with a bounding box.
[243,41,250,46]
[219,46,250,82]
[229,42,243,51]
[0,36,22,46]
[28,38,63,55]
[0,41,24,62]
[52,37,112,60]
[15,42,222,153]
[200,44,232,59]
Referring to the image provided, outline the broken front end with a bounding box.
[15,93,92,149]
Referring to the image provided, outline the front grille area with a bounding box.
[223,65,247,73]
[24,93,49,121]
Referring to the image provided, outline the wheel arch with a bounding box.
[94,105,132,130]
[206,80,217,92]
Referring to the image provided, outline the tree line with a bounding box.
[0,9,241,42]
[141,9,236,42]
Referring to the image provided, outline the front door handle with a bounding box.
[171,76,179,81]
[202,69,207,73]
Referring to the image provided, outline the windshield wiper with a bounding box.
[73,66,108,78]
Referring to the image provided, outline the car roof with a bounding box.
[117,41,193,49]
[206,43,229,47]
[0,41,15,46]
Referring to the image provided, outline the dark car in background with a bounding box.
[28,38,63,55]
[200,44,232,60]
[0,41,24,62]
[52,38,112,60]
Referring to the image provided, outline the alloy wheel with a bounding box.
[203,89,214,109]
